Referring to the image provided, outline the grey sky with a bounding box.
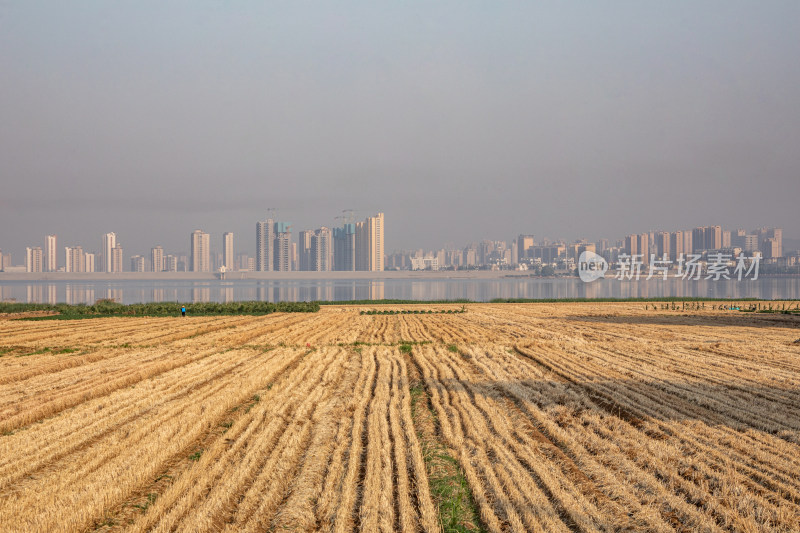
[1,1,799,258]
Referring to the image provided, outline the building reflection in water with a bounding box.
[105,289,123,303]
[65,286,95,305]
[221,287,233,303]
[27,285,42,303]
[193,287,210,303]
[2,278,798,305]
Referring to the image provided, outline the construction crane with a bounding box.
[342,209,356,225]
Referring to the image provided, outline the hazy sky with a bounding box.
[1,1,799,257]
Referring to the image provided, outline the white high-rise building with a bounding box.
[311,227,333,271]
[84,253,95,273]
[151,246,165,272]
[355,213,384,271]
[111,244,124,273]
[223,232,234,271]
[130,255,146,272]
[101,233,117,273]
[256,219,275,272]
[45,235,57,272]
[26,247,43,273]
[190,230,210,272]
[65,246,84,273]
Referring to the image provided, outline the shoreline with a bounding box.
[2,271,798,282]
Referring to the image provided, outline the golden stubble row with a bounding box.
[0,346,307,532]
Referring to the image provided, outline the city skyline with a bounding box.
[3,216,794,274]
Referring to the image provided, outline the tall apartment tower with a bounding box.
[45,235,57,272]
[223,233,234,271]
[705,225,722,250]
[298,230,314,271]
[101,232,117,273]
[26,247,43,273]
[669,231,684,261]
[333,224,356,271]
[311,227,333,272]
[655,232,670,260]
[151,246,165,273]
[355,213,384,271]
[111,244,124,273]
[190,230,210,272]
[130,255,146,272]
[256,219,275,272]
[84,253,95,273]
[274,222,292,272]
[637,233,650,263]
[755,228,783,258]
[517,235,535,261]
[624,235,638,256]
[692,227,706,253]
[65,246,84,273]
[165,255,178,272]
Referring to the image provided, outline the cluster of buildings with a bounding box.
[386,226,793,273]
[4,212,385,274]
[4,218,796,276]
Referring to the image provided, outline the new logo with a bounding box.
[578,250,608,282]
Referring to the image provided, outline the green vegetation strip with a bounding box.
[2,300,320,320]
[410,381,485,532]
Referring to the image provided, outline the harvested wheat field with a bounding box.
[1,302,800,532]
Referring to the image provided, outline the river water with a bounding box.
[1,277,799,304]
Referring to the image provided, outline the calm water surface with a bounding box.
[1,277,799,304]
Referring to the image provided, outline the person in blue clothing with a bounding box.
[181,306,186,317]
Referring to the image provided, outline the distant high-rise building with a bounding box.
[111,244,124,273]
[298,230,314,271]
[256,219,275,272]
[190,230,210,272]
[655,232,670,260]
[682,230,693,255]
[624,235,638,256]
[355,213,384,271]
[692,227,705,253]
[130,255,145,272]
[743,234,759,252]
[26,247,43,273]
[311,227,333,271]
[45,235,57,272]
[333,224,356,271]
[101,232,117,273]
[722,230,731,248]
[165,255,178,272]
[761,238,781,259]
[65,246,84,273]
[84,253,95,273]
[223,233,234,271]
[517,235,535,260]
[151,246,165,273]
[463,246,477,267]
[274,222,292,272]
[669,231,684,261]
[705,225,722,250]
[754,228,782,258]
[637,233,650,263]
